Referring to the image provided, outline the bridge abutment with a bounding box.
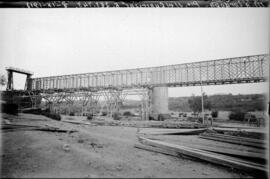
[151,86,169,119]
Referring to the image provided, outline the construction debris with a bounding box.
[61,119,93,126]
[136,136,267,175]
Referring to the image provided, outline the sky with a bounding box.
[0,8,269,97]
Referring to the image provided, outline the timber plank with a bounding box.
[61,119,92,125]
[135,143,180,157]
[184,143,265,160]
[134,143,196,161]
[138,136,264,167]
[138,136,266,174]
[139,128,207,135]
[203,133,265,144]
[199,135,265,149]
[213,127,266,135]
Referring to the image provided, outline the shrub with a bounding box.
[123,111,134,116]
[158,114,171,121]
[43,108,50,113]
[244,113,257,123]
[112,112,121,120]
[101,111,107,116]
[42,111,61,121]
[69,112,74,116]
[149,115,155,120]
[22,108,42,115]
[87,114,93,120]
[197,117,203,123]
[229,111,246,121]
[211,111,218,118]
[50,113,61,121]
[1,103,18,115]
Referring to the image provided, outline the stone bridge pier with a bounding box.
[151,86,169,120]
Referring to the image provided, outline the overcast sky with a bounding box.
[0,8,269,97]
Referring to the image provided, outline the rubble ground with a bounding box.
[1,113,252,178]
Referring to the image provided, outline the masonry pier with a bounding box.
[151,86,169,119]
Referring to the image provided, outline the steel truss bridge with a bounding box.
[30,54,268,92]
[6,54,269,119]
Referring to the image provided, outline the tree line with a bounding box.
[169,93,267,113]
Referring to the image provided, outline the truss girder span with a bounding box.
[30,54,269,91]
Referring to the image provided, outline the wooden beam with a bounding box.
[199,135,265,149]
[138,136,267,174]
[182,143,265,160]
[134,143,196,161]
[203,133,265,145]
[61,119,92,125]
[1,123,77,133]
[138,128,207,135]
[213,127,266,135]
[135,143,180,157]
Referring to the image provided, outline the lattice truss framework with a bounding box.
[40,88,152,119]
[29,54,269,91]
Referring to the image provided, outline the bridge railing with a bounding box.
[29,54,269,91]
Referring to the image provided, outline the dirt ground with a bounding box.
[1,113,254,178]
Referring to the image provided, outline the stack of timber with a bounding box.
[212,127,266,139]
[61,119,93,126]
[175,141,266,161]
[136,135,267,175]
[213,127,265,134]
[199,133,265,149]
[138,128,207,135]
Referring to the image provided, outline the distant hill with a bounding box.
[169,94,267,112]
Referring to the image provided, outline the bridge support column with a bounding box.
[7,70,13,91]
[25,74,33,90]
[151,87,169,119]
